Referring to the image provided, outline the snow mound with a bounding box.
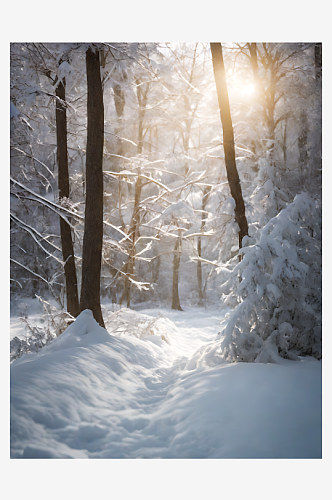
[10,308,321,458]
[10,309,111,364]
[42,309,111,354]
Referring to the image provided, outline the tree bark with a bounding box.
[210,43,248,249]
[55,77,80,318]
[314,43,322,81]
[314,43,322,172]
[80,47,105,327]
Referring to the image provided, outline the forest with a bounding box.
[10,42,322,460]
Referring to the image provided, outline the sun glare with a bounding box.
[243,83,255,96]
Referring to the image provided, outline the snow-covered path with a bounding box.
[10,305,322,458]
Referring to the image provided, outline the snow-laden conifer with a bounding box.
[217,193,321,363]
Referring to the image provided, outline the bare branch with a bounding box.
[10,258,50,284]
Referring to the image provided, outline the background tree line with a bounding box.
[10,42,322,342]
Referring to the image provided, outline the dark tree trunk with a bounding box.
[80,47,105,327]
[314,43,322,81]
[55,78,80,318]
[314,43,322,172]
[171,230,182,311]
[210,43,248,249]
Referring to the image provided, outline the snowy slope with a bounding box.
[10,306,322,459]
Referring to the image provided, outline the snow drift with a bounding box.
[10,307,321,458]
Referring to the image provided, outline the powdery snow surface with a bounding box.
[10,306,322,459]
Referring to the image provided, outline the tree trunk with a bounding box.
[172,48,198,306]
[298,109,308,172]
[171,228,182,311]
[113,72,126,166]
[314,43,322,81]
[248,43,277,164]
[120,80,149,308]
[197,186,211,305]
[152,255,160,284]
[248,43,260,81]
[197,236,203,304]
[282,118,288,169]
[80,47,105,327]
[210,43,248,249]
[121,174,143,308]
[314,43,322,172]
[103,72,126,305]
[55,77,80,318]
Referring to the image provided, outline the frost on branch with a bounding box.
[218,193,321,363]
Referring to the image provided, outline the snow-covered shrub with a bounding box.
[218,193,321,363]
[10,327,55,362]
[10,297,73,362]
[106,308,174,344]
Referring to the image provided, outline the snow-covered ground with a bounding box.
[10,302,321,459]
